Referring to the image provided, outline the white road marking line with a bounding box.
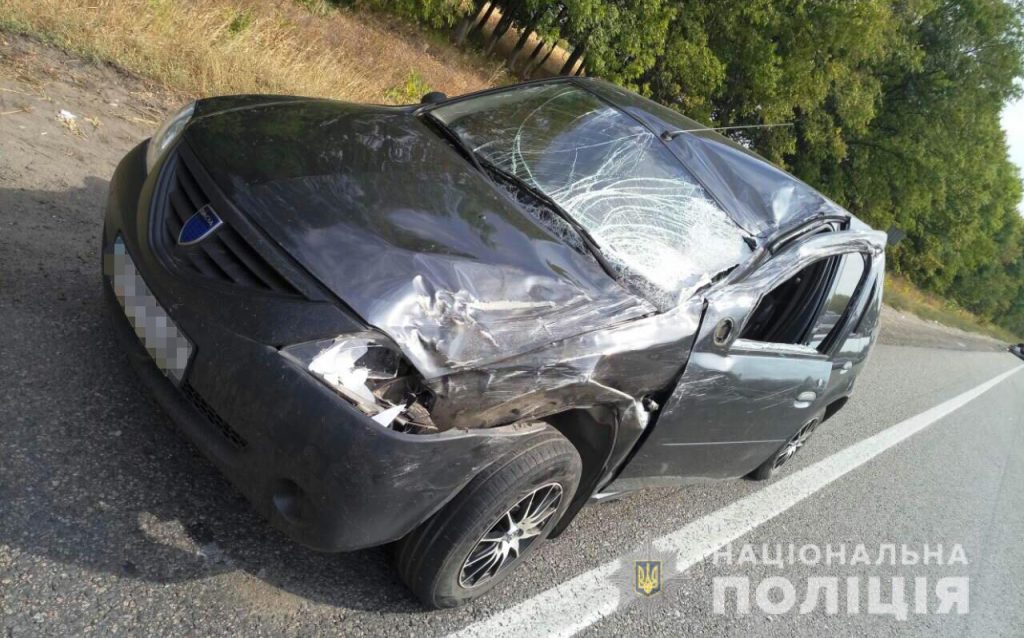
[450,364,1022,638]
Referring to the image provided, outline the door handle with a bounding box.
[795,390,817,408]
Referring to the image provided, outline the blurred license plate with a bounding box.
[105,236,193,384]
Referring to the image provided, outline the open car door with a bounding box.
[613,228,887,486]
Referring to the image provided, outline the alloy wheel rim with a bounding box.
[458,483,563,588]
[774,419,819,469]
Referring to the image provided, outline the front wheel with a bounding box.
[394,429,582,608]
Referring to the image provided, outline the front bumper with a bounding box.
[102,142,543,551]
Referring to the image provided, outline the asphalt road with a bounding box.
[3,34,1024,637]
[3,301,1022,638]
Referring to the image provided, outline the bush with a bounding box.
[384,70,431,103]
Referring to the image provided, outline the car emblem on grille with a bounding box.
[178,204,223,245]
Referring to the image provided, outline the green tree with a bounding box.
[831,0,1024,320]
[581,0,675,87]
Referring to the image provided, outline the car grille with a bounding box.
[182,382,249,450]
[154,149,302,296]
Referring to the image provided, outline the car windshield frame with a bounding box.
[424,80,752,310]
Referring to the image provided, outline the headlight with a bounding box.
[145,101,196,173]
[281,333,435,430]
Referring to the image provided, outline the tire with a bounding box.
[394,428,582,609]
[747,415,822,481]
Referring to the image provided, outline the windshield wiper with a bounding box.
[420,114,619,281]
[482,162,620,280]
[420,113,487,176]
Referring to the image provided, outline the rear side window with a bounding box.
[741,253,867,351]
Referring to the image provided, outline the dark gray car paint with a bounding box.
[181,80,885,497]
[612,230,886,487]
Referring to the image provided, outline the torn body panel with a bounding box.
[612,229,886,487]
[428,298,703,429]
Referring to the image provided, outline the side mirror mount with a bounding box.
[420,91,448,105]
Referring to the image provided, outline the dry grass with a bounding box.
[0,0,506,104]
[884,275,1021,343]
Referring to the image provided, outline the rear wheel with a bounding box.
[394,429,581,608]
[747,416,821,481]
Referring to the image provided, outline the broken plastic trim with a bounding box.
[280,333,435,431]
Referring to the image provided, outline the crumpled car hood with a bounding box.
[183,98,654,377]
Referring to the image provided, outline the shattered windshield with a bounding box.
[430,82,751,308]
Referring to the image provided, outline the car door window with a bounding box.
[740,252,867,351]
[806,253,867,349]
[851,280,882,337]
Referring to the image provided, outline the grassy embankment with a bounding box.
[2,0,1017,343]
[0,0,504,103]
[884,275,1020,343]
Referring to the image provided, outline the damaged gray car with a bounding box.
[102,77,886,608]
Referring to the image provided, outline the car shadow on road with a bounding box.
[0,179,426,614]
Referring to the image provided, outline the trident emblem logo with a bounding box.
[634,560,662,596]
